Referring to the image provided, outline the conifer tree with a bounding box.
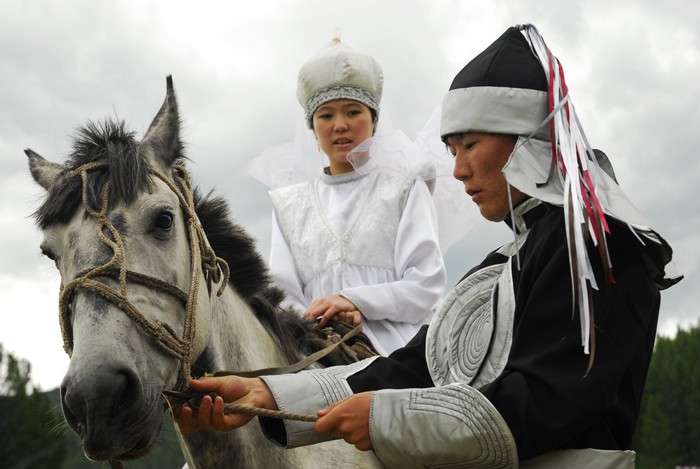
[636,323,700,468]
[0,344,66,468]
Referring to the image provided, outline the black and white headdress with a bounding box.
[440,24,681,361]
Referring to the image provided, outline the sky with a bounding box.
[1,0,698,391]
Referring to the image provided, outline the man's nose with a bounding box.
[453,154,470,180]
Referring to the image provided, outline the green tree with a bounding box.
[636,323,700,468]
[0,344,66,468]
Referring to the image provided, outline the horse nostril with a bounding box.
[60,384,85,437]
[61,363,144,433]
[105,367,142,422]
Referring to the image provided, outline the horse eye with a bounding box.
[41,248,56,261]
[41,248,58,266]
[154,212,174,231]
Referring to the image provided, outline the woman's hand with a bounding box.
[304,295,362,327]
[173,376,277,436]
[315,392,374,451]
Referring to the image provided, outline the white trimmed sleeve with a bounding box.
[370,383,518,468]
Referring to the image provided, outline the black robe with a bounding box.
[348,203,660,460]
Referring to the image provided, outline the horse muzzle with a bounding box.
[60,357,165,461]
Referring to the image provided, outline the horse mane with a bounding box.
[35,117,314,365]
[193,191,312,362]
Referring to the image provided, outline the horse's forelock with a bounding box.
[36,119,166,229]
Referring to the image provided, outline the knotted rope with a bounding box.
[163,390,319,423]
[58,160,229,388]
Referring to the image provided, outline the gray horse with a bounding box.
[26,77,379,468]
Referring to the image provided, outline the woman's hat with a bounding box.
[297,37,383,127]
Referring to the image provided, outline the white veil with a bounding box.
[246,104,482,253]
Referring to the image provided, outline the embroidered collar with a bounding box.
[319,167,369,186]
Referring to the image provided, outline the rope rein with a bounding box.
[224,403,318,422]
[162,322,367,423]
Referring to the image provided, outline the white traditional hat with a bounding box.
[297,36,383,127]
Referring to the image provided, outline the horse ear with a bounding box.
[141,75,183,167]
[25,148,64,191]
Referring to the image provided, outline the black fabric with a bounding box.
[348,325,433,392]
[348,205,660,460]
[449,27,548,92]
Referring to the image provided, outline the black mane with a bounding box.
[193,191,311,361]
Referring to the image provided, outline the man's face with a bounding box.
[447,132,524,222]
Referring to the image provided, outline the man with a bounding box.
[175,24,681,468]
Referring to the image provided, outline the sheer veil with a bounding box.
[246,104,482,253]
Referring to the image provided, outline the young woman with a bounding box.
[263,38,447,356]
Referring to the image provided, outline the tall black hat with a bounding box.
[440,27,549,140]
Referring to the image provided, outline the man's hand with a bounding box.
[304,295,362,327]
[173,376,277,436]
[315,392,374,451]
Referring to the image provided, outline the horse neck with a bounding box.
[207,286,292,375]
[182,285,301,468]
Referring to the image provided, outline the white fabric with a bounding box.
[260,357,379,448]
[348,122,484,253]
[296,39,383,123]
[440,86,549,139]
[269,169,446,356]
[247,107,483,255]
[426,260,516,389]
[504,135,683,286]
[370,384,518,469]
[260,361,518,468]
[270,171,406,287]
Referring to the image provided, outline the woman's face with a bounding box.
[447,132,524,222]
[312,99,375,174]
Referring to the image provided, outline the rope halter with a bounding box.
[57,160,230,388]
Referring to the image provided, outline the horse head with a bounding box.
[26,77,222,461]
[26,77,380,468]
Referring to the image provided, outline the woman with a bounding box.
[264,37,447,355]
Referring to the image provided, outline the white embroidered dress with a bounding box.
[269,168,446,355]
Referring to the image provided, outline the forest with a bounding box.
[3,323,699,468]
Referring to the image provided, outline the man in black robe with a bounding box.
[175,24,681,468]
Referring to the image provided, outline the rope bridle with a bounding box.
[58,160,229,390]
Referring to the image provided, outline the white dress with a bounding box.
[269,168,446,355]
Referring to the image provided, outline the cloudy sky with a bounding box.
[1,0,698,391]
